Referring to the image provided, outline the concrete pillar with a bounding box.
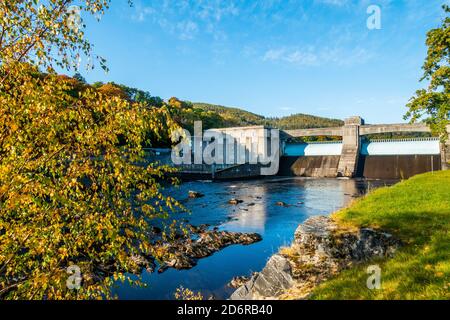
[337,116,364,177]
[440,143,448,171]
[447,125,450,163]
[442,125,450,170]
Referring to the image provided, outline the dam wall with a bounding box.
[280,138,442,179]
[280,153,441,179]
[357,155,442,179]
[278,156,341,177]
[357,138,442,179]
[357,123,448,177]
[280,142,341,177]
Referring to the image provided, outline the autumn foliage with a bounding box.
[0,1,181,299]
[0,62,184,299]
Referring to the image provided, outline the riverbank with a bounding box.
[231,171,450,300]
[312,170,450,300]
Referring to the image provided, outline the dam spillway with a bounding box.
[280,138,442,179]
[360,138,441,156]
[280,142,342,177]
[358,138,441,179]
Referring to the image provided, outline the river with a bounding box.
[114,177,395,300]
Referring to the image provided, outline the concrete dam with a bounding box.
[149,116,450,180]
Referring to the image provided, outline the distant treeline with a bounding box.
[191,102,344,130]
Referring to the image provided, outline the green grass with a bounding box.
[311,171,450,300]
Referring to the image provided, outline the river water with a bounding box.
[114,177,394,300]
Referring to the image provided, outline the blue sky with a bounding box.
[78,0,448,123]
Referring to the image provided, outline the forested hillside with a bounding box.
[192,102,343,129]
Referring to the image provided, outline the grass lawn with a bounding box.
[311,170,450,300]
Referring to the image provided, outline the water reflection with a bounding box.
[222,185,268,233]
[114,177,396,300]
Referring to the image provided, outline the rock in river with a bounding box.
[276,201,289,207]
[229,198,244,205]
[188,191,205,198]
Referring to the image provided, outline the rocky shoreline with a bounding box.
[85,224,262,286]
[155,226,262,273]
[130,225,262,274]
[230,216,401,300]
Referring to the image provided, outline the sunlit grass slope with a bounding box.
[311,171,450,300]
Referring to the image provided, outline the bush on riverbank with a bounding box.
[311,171,450,300]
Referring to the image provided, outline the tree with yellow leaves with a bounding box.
[0,1,181,299]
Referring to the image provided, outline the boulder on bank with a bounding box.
[230,216,401,300]
[293,216,400,262]
[228,276,252,289]
[231,255,294,300]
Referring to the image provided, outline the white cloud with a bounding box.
[263,46,374,67]
[177,21,199,40]
[263,49,285,61]
[285,50,319,65]
[132,6,155,22]
[130,0,239,41]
